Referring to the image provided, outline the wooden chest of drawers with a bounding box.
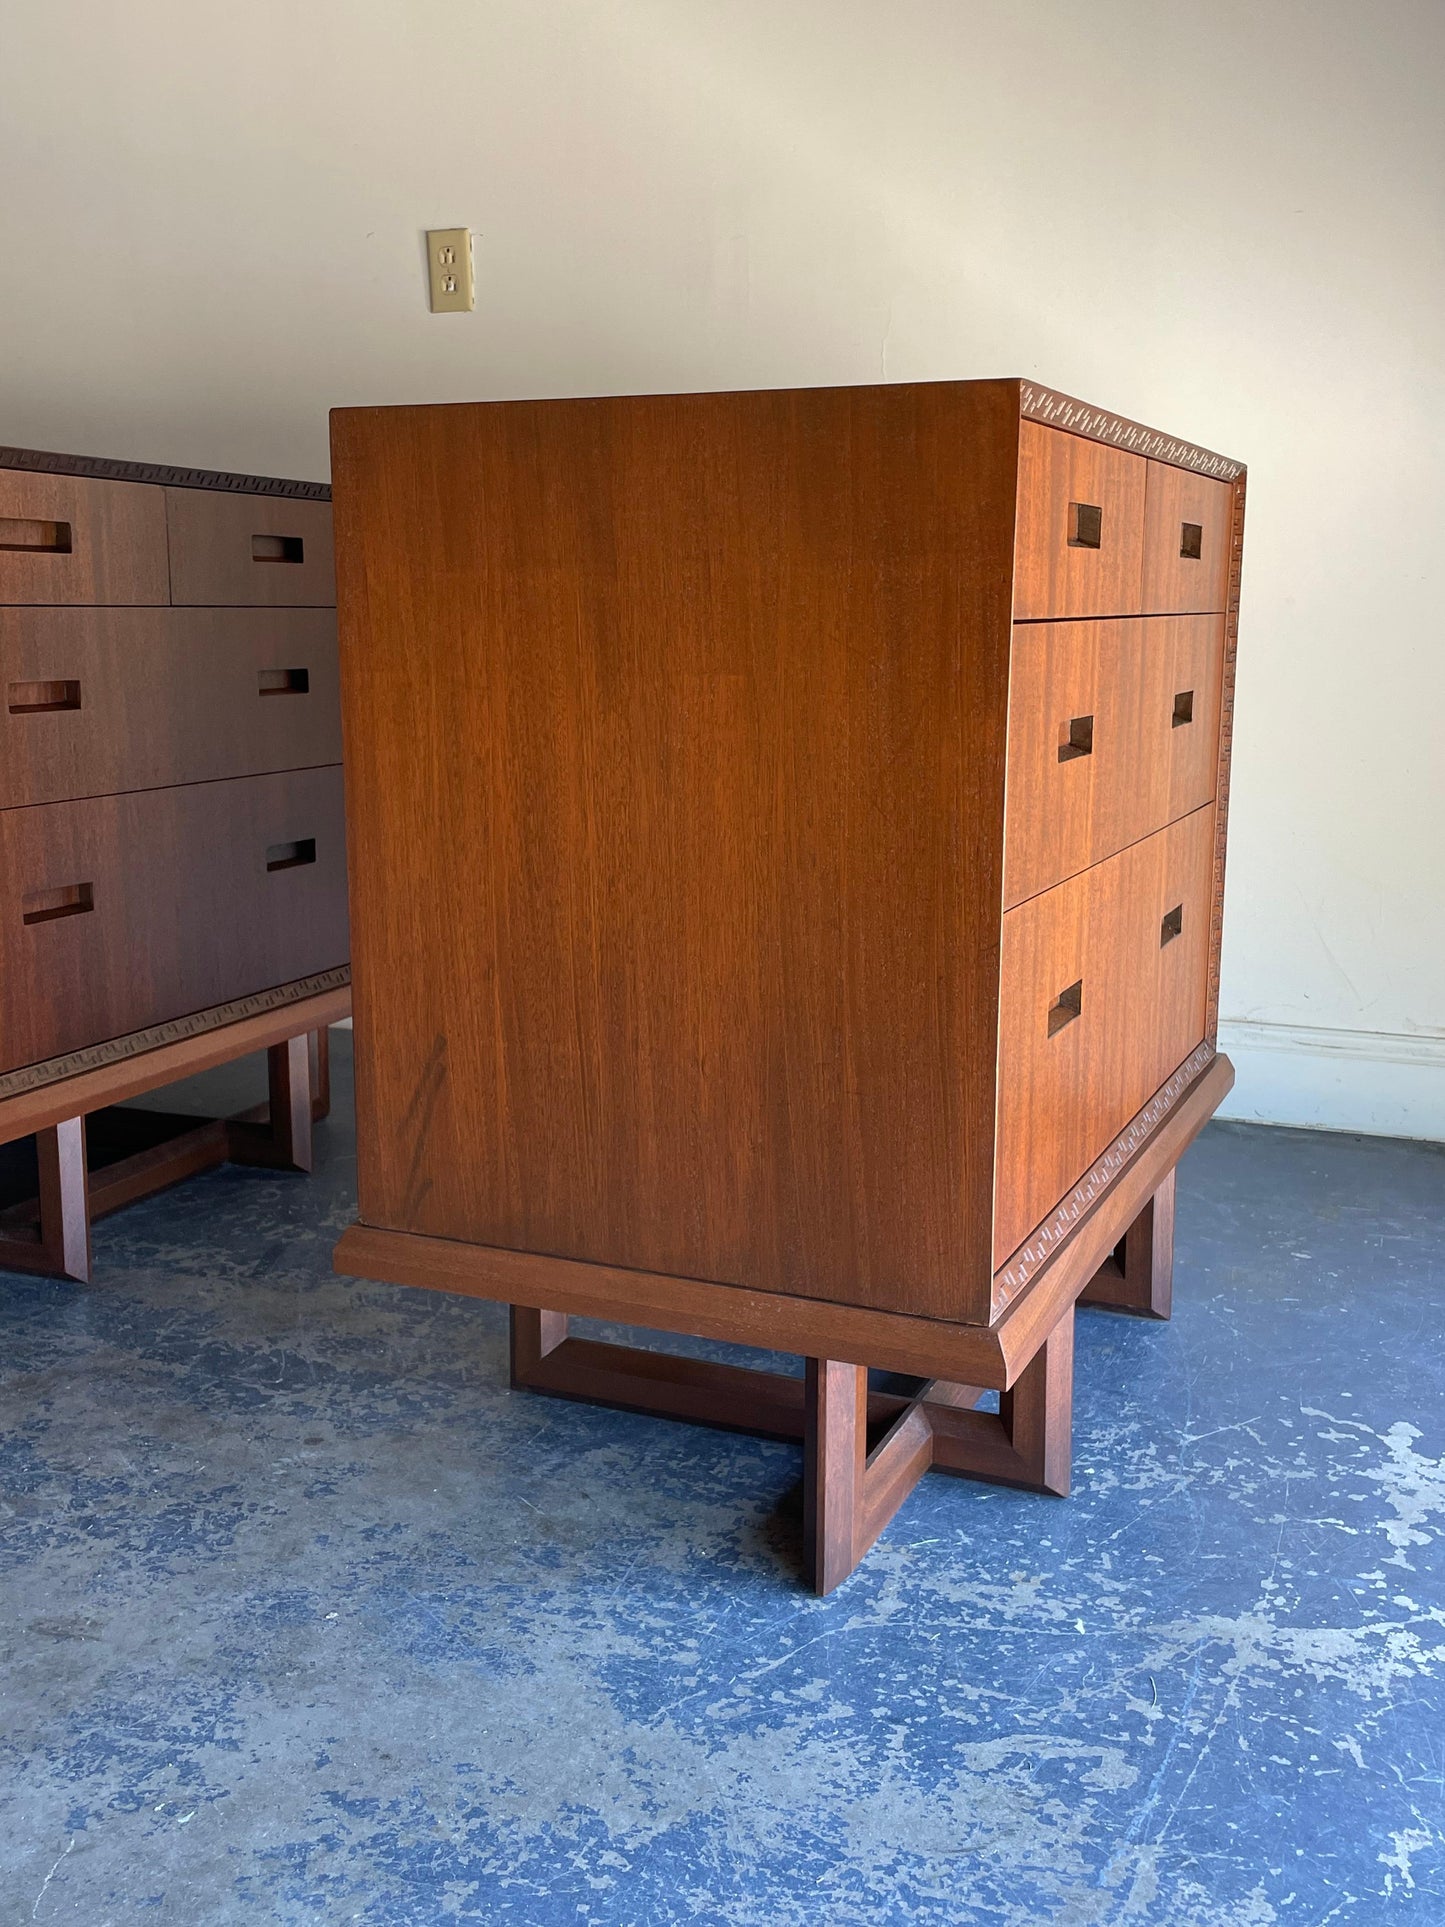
[329,380,1244,1590]
[0,446,351,1284]
[0,449,349,1093]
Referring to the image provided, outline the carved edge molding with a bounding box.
[1019,385,1244,481]
[992,1040,1215,1309]
[0,445,330,500]
[0,966,352,1102]
[1206,472,1247,1042]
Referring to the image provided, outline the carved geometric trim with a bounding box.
[0,966,351,1102]
[1020,385,1244,481]
[1206,472,1247,1043]
[0,445,330,500]
[992,1040,1215,1309]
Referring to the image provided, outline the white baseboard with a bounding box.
[1215,1019,1445,1142]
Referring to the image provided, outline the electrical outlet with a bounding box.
[426,228,475,313]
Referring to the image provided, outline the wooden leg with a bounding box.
[927,1307,1074,1498]
[803,1360,937,1596]
[0,1118,92,1282]
[310,1027,331,1122]
[803,1361,868,1595]
[1080,1167,1175,1319]
[510,1305,569,1385]
[38,1116,90,1282]
[507,1314,938,1594]
[226,1032,316,1172]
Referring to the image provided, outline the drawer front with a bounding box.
[0,608,340,808]
[165,489,335,607]
[1014,422,1146,619]
[0,470,169,606]
[1004,615,1223,905]
[0,767,348,1074]
[994,804,1214,1267]
[1142,461,1233,613]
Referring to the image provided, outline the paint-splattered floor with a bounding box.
[2,1032,1442,1925]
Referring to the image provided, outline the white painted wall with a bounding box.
[1,0,1441,1137]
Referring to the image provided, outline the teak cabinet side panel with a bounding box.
[332,382,1020,1324]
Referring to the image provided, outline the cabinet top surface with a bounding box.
[330,378,1243,482]
[0,445,331,501]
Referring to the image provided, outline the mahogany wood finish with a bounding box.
[165,489,337,608]
[994,804,1214,1267]
[0,769,348,1074]
[1142,462,1233,615]
[1003,615,1224,907]
[334,382,1020,1324]
[1012,422,1146,620]
[0,446,348,1275]
[0,608,340,808]
[332,1051,1234,1396]
[330,380,1245,1590]
[0,470,169,607]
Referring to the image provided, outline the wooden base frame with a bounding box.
[1079,1166,1174,1318]
[0,1023,334,1285]
[509,1281,1087,1596]
[340,1057,1228,1592]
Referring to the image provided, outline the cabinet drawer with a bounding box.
[994,804,1214,1267]
[1004,615,1223,906]
[1142,462,1233,613]
[165,489,335,607]
[0,470,169,606]
[1013,423,1146,619]
[0,608,340,808]
[0,767,348,1074]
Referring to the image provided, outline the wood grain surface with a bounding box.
[165,488,336,607]
[1142,461,1233,613]
[0,607,340,808]
[1013,423,1146,619]
[0,767,348,1073]
[333,381,1020,1322]
[1003,615,1223,905]
[0,470,169,606]
[994,803,1215,1267]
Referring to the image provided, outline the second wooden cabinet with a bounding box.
[0,448,348,1095]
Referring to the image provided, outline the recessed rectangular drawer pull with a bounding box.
[1067,502,1102,549]
[1172,689,1194,728]
[22,880,94,925]
[0,517,73,554]
[265,836,317,872]
[1160,903,1183,946]
[8,679,82,713]
[257,667,310,696]
[252,534,305,564]
[1058,714,1094,762]
[1179,522,1203,560]
[1047,978,1083,1036]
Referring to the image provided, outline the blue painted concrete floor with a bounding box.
[2,1032,1443,1925]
